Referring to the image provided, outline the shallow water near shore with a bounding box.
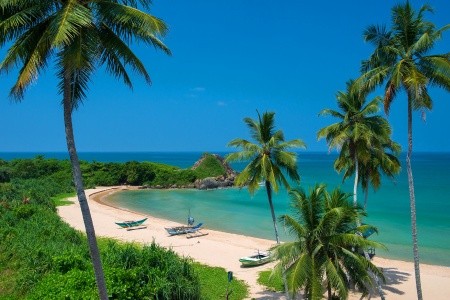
[102,152,450,267]
[3,151,449,266]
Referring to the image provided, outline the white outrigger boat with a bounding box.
[239,250,273,267]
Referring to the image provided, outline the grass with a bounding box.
[257,270,284,292]
[50,192,75,206]
[193,263,248,299]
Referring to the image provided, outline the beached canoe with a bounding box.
[115,217,148,228]
[239,251,273,267]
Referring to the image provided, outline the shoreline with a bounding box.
[58,186,450,299]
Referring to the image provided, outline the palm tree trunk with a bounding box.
[265,181,290,299]
[327,281,332,300]
[353,153,359,208]
[364,188,369,211]
[407,97,423,300]
[265,181,280,244]
[63,70,109,300]
[355,156,385,299]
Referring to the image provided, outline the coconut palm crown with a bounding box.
[226,111,305,244]
[272,184,385,300]
[318,80,396,208]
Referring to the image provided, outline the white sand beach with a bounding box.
[58,186,450,299]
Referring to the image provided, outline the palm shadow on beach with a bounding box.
[363,267,410,299]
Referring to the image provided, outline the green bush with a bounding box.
[27,269,98,300]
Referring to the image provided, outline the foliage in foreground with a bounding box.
[193,263,248,300]
[0,176,248,299]
[272,184,385,300]
[257,270,284,292]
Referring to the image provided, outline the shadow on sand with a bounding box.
[363,267,410,299]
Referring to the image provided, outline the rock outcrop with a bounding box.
[192,154,237,190]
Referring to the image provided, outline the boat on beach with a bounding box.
[165,222,208,238]
[115,217,148,229]
[239,250,273,267]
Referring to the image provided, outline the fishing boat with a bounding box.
[165,223,208,238]
[239,251,273,267]
[115,217,148,229]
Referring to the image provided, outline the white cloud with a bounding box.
[190,87,205,92]
[217,101,227,106]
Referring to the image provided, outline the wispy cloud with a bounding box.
[217,101,227,106]
[190,87,205,92]
[186,87,206,99]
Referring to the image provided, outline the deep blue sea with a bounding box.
[2,151,449,267]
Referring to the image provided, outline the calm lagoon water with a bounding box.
[3,151,450,266]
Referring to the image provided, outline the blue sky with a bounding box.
[1,0,449,152]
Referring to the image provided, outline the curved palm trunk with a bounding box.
[353,154,359,208]
[63,71,109,300]
[355,155,385,299]
[407,97,423,300]
[364,188,369,211]
[265,181,280,244]
[265,181,291,299]
[327,281,332,300]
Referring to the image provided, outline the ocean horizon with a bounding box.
[2,151,450,267]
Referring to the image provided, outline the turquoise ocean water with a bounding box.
[3,152,450,266]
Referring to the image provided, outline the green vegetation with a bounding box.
[0,159,248,299]
[193,153,226,179]
[257,270,284,292]
[51,193,75,206]
[0,156,228,189]
[271,184,385,299]
[193,263,248,299]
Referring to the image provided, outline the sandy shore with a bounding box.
[58,186,450,299]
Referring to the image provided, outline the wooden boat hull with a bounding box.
[115,217,148,228]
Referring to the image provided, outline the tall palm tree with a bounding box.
[225,111,306,244]
[359,2,450,298]
[272,184,385,299]
[0,1,170,298]
[318,80,394,209]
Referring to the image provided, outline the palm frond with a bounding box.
[50,0,92,46]
[98,24,151,85]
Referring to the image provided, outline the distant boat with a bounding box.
[115,217,148,229]
[239,251,273,267]
[165,223,208,239]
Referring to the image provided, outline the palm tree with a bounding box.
[358,142,401,210]
[225,111,306,244]
[318,80,394,209]
[272,184,385,299]
[359,2,450,298]
[0,1,170,298]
